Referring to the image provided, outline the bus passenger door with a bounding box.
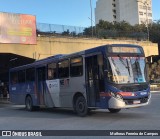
[85,54,104,107]
[37,67,46,105]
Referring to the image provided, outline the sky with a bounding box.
[0,0,159,27]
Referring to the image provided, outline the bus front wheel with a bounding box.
[25,96,34,111]
[75,96,88,117]
[108,108,121,113]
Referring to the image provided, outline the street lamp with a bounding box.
[137,0,150,41]
[90,0,93,37]
[88,17,97,37]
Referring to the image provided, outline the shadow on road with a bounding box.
[0,103,149,120]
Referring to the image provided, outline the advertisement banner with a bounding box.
[0,12,36,44]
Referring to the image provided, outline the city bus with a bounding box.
[9,44,151,116]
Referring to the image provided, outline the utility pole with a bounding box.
[90,0,93,37]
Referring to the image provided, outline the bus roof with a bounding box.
[10,44,143,71]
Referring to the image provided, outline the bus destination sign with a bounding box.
[109,46,142,54]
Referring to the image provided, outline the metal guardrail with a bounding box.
[36,23,86,37]
[36,23,147,40]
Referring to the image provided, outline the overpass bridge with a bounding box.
[0,36,158,99]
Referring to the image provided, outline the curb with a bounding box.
[150,91,159,93]
[0,101,11,104]
[0,99,11,104]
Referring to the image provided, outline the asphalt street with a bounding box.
[0,93,160,139]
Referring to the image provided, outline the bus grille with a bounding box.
[124,97,148,105]
[120,84,148,92]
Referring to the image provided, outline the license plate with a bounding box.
[133,100,140,104]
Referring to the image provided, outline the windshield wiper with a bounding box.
[118,55,131,76]
[126,59,131,76]
[135,56,141,77]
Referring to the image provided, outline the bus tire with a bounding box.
[75,96,88,117]
[25,96,34,111]
[108,108,121,113]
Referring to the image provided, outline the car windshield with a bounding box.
[108,56,146,84]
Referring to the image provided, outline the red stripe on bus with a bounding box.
[100,92,111,97]
[118,92,134,96]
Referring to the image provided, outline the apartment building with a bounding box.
[95,0,153,25]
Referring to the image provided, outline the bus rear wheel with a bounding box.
[108,108,121,113]
[75,96,88,117]
[25,96,34,111]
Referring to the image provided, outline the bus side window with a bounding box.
[26,68,35,82]
[58,60,69,78]
[97,54,104,80]
[18,70,26,83]
[10,72,18,84]
[48,63,57,80]
[70,57,83,77]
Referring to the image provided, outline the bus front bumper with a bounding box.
[108,95,151,109]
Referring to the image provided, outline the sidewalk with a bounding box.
[150,91,160,93]
[0,98,11,104]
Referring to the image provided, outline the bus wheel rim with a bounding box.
[78,101,85,112]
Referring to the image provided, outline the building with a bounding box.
[95,0,153,25]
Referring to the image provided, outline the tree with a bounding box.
[83,19,160,42]
[62,29,70,35]
[96,20,113,30]
[149,21,160,43]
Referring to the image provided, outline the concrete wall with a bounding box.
[0,36,158,60]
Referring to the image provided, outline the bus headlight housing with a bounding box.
[110,92,123,100]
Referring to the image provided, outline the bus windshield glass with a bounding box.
[108,56,146,84]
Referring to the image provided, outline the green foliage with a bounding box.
[83,20,160,43]
[149,21,160,43]
[62,29,70,35]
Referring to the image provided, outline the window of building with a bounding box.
[113,15,116,19]
[58,60,69,78]
[70,57,83,77]
[139,11,143,15]
[112,4,116,7]
[148,13,152,17]
[113,9,116,14]
[143,6,147,10]
[48,62,57,80]
[139,5,143,9]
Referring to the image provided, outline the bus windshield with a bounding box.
[108,56,146,84]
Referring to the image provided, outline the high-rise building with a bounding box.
[95,0,153,25]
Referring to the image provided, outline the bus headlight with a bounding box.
[110,92,123,100]
[110,92,116,97]
[116,94,123,100]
